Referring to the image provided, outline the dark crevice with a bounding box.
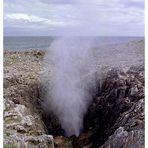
[33,66,144,148]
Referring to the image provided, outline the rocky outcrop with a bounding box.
[74,65,144,148]
[99,66,144,148]
[4,50,54,148]
[4,48,144,148]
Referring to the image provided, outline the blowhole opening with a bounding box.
[36,66,144,148]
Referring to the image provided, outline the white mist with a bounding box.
[43,0,99,136]
[44,37,96,136]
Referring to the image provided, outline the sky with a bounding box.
[4,0,144,36]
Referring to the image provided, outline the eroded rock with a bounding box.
[4,50,54,148]
[4,49,144,148]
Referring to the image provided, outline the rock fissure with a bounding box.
[39,66,144,148]
[4,49,144,148]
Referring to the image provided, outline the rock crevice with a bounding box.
[4,50,144,148]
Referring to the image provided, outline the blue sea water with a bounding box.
[4,36,55,51]
[4,36,144,51]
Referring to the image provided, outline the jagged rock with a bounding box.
[25,135,54,147]
[4,111,18,118]
[4,50,54,148]
[40,64,144,148]
[21,115,34,127]
[81,65,144,147]
[101,127,144,148]
[15,125,28,133]
[14,104,28,117]
[4,47,144,148]
[54,136,73,147]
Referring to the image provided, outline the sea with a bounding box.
[4,36,144,51]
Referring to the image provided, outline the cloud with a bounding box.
[4,0,144,36]
[4,13,74,27]
[5,13,43,22]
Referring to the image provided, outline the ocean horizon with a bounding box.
[4,36,144,51]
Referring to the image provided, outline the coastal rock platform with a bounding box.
[4,40,144,148]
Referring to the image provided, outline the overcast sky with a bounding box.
[4,0,144,36]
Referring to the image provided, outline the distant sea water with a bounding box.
[4,36,144,51]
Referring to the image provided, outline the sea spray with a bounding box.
[43,0,99,136]
[43,37,97,136]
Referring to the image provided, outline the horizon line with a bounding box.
[3,35,145,37]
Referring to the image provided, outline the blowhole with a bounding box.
[35,67,143,147]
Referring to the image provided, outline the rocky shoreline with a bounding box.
[4,40,144,148]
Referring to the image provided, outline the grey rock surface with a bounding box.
[4,50,54,148]
[4,40,144,148]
